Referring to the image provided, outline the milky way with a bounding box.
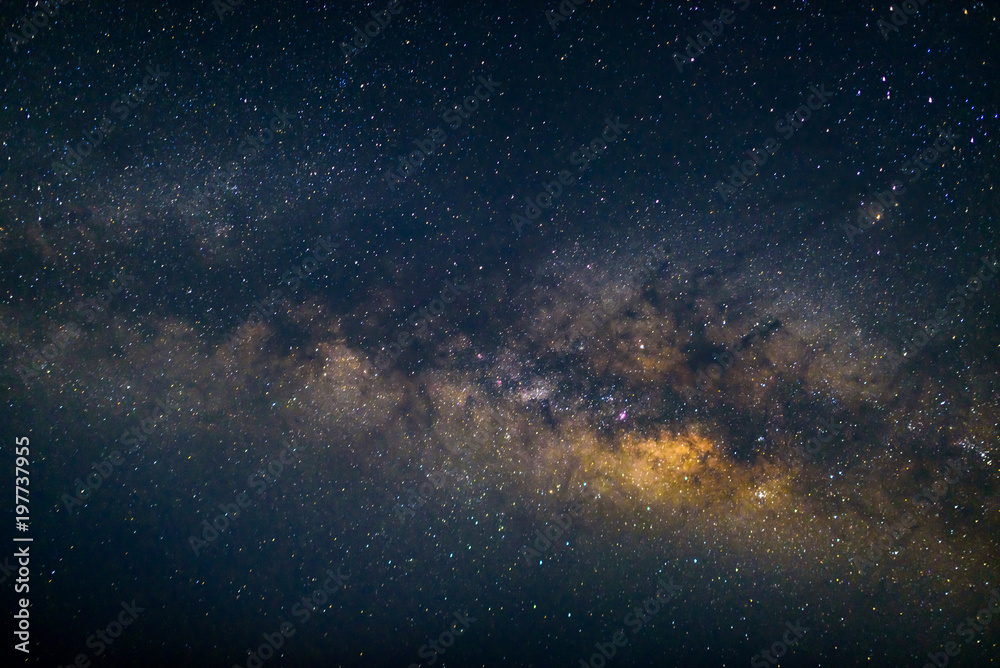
[2,2,999,667]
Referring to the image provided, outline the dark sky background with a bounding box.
[2,1,999,667]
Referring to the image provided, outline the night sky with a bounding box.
[2,1,999,667]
